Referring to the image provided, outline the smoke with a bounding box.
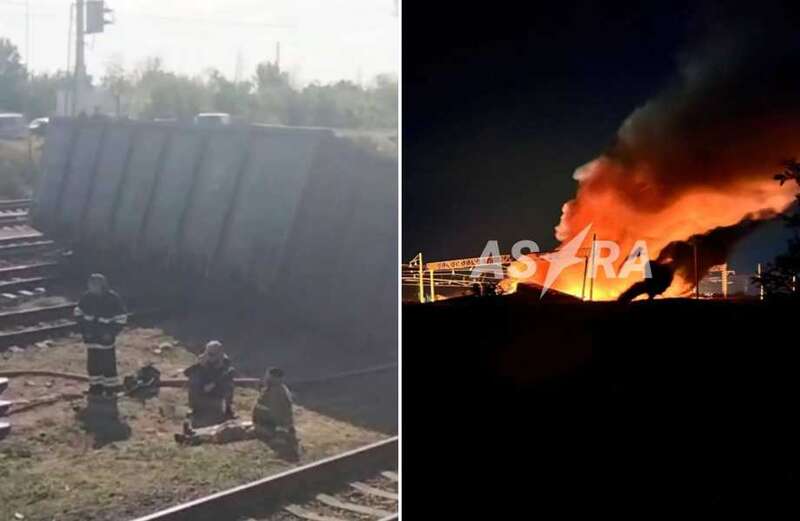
[551,6,800,296]
[656,211,778,287]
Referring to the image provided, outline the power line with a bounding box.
[109,9,295,29]
[0,2,293,28]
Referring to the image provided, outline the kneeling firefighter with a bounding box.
[252,367,298,445]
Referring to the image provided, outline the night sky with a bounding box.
[402,2,789,264]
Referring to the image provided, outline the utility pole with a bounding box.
[721,263,728,299]
[74,0,86,116]
[588,233,597,301]
[25,0,30,68]
[693,241,700,299]
[275,42,281,71]
[581,255,589,301]
[417,253,424,303]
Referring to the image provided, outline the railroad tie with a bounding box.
[315,494,394,518]
[349,481,398,500]
[380,471,398,482]
[284,504,347,521]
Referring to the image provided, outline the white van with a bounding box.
[0,113,28,140]
[194,112,232,127]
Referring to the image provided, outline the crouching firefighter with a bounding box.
[184,340,236,424]
[175,367,299,460]
[73,274,127,396]
[252,367,299,456]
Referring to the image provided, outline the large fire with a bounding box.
[506,168,796,300]
[505,63,800,300]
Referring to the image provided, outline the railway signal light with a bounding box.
[86,1,114,34]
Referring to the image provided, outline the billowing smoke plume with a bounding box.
[656,211,777,289]
[529,9,800,299]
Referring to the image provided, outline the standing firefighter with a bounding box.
[73,274,127,395]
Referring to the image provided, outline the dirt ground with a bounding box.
[0,327,388,521]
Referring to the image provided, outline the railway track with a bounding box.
[0,239,57,257]
[0,231,43,245]
[0,209,29,226]
[132,437,398,521]
[0,212,81,347]
[0,306,163,349]
[0,199,31,212]
[0,200,69,309]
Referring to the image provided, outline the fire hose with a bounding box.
[0,363,395,387]
[0,370,261,388]
[0,363,395,416]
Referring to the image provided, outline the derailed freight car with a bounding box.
[33,118,397,355]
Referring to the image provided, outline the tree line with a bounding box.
[0,37,397,129]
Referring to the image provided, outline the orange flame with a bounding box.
[507,158,797,300]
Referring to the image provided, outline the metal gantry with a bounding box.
[404,243,600,303]
[402,253,514,302]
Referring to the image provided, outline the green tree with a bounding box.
[252,61,292,124]
[26,72,72,117]
[133,57,211,121]
[102,56,132,117]
[254,62,290,91]
[369,74,398,128]
[0,38,27,112]
[756,160,800,298]
[207,69,252,117]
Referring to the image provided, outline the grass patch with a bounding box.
[0,327,386,521]
[0,138,39,199]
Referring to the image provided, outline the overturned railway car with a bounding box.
[33,118,397,353]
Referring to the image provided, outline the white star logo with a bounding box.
[540,223,592,297]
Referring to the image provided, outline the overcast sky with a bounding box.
[0,0,399,85]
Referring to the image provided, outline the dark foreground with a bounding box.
[403,294,799,515]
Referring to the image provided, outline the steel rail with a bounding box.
[0,301,75,329]
[0,260,60,277]
[0,212,28,226]
[130,436,398,521]
[0,232,44,245]
[0,199,32,211]
[0,308,162,349]
[0,240,56,257]
[0,276,55,293]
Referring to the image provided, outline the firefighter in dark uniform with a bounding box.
[173,366,300,459]
[73,274,127,396]
[184,340,236,424]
